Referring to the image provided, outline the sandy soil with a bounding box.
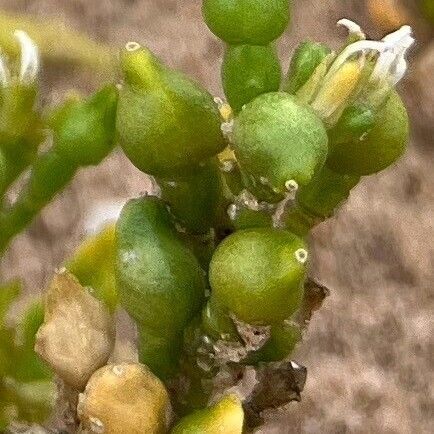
[0,1,433,433]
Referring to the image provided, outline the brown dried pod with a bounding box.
[35,270,115,391]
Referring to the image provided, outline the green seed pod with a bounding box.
[50,85,118,167]
[327,90,409,175]
[172,394,244,434]
[232,92,328,200]
[243,322,302,364]
[209,228,308,325]
[202,0,291,45]
[222,44,281,113]
[117,43,225,178]
[159,159,223,234]
[116,197,206,379]
[284,41,331,94]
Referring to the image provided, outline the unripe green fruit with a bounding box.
[117,45,225,178]
[327,90,409,175]
[203,0,291,45]
[222,44,281,113]
[116,197,206,379]
[209,228,307,325]
[232,92,328,199]
[284,41,331,94]
[159,159,223,234]
[51,85,118,166]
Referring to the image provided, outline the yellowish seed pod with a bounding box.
[78,363,170,434]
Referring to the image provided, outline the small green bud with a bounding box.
[327,90,409,175]
[116,197,206,379]
[284,41,331,94]
[50,85,118,167]
[117,43,225,178]
[222,44,281,113]
[209,228,307,325]
[202,0,291,45]
[67,224,118,312]
[328,103,375,147]
[232,92,328,200]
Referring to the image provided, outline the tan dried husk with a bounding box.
[34,270,115,391]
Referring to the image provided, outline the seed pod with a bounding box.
[222,44,281,113]
[284,41,331,94]
[117,44,225,178]
[209,228,308,325]
[35,271,115,391]
[50,85,118,167]
[327,90,409,175]
[232,92,328,201]
[172,394,244,434]
[159,159,224,234]
[78,363,170,434]
[116,197,206,379]
[202,0,291,45]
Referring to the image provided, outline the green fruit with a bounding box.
[222,44,281,113]
[117,44,225,178]
[202,0,291,45]
[51,85,118,166]
[116,197,206,379]
[172,394,244,434]
[159,159,224,234]
[209,228,307,325]
[232,92,328,199]
[327,90,409,175]
[284,41,331,94]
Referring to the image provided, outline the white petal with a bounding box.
[14,30,39,84]
[337,18,366,39]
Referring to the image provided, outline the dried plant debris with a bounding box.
[295,278,330,329]
[35,270,115,391]
[77,363,170,434]
[242,360,308,429]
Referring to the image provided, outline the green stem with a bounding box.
[0,149,77,254]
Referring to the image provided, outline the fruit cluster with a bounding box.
[0,1,414,431]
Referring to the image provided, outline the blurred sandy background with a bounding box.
[0,0,433,433]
